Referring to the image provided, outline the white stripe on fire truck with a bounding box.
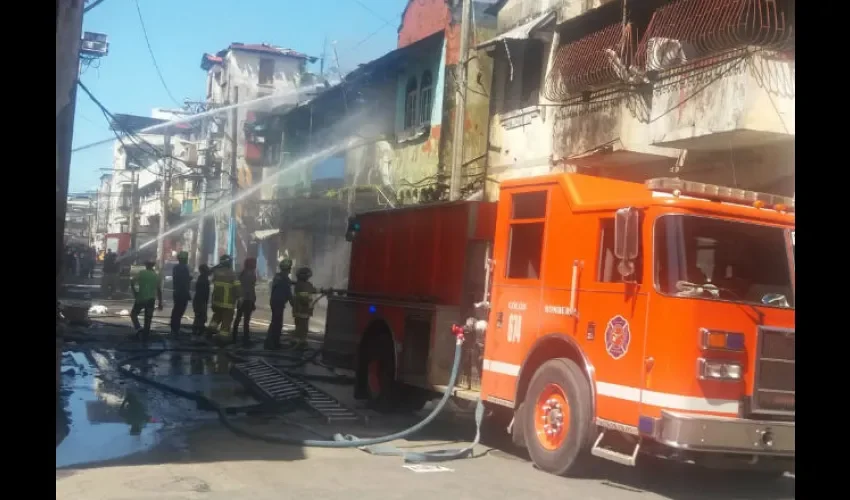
[482,360,740,414]
[482,359,520,376]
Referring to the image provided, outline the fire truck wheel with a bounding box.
[361,337,397,412]
[523,358,595,477]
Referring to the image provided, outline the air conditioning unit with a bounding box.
[182,143,198,164]
[81,32,109,57]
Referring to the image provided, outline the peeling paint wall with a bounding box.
[650,53,795,148]
[497,0,615,30]
[486,31,558,200]
[205,50,305,263]
[391,39,447,199]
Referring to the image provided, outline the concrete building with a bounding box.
[197,43,313,267]
[248,0,498,286]
[64,193,95,247]
[480,0,795,199]
[104,111,199,260]
[92,173,113,252]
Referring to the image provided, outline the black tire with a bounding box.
[522,358,595,477]
[356,333,397,411]
[398,386,431,412]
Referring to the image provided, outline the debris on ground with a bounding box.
[89,305,108,315]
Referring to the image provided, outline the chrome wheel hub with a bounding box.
[541,397,565,436]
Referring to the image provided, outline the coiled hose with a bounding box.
[114,334,484,463]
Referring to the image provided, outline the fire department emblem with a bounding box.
[604,315,631,360]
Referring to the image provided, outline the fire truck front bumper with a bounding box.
[653,411,794,456]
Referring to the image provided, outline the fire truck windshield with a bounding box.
[654,215,794,309]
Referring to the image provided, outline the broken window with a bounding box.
[259,58,274,85]
[419,70,433,126]
[404,76,418,130]
[506,191,548,280]
[501,39,545,113]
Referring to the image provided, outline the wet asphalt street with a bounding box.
[57,279,795,500]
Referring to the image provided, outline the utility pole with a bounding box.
[449,0,472,201]
[320,36,327,78]
[229,87,239,261]
[56,1,85,303]
[157,133,172,277]
[128,169,139,253]
[195,174,208,267]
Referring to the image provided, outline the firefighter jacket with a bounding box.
[211,266,241,310]
[292,281,316,319]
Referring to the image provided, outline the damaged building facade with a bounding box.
[480,0,795,199]
[197,43,314,268]
[251,0,498,288]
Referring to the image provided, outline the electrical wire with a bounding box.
[133,0,181,107]
[647,55,748,124]
[349,0,393,25]
[84,0,109,14]
[77,80,198,179]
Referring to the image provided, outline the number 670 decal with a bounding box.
[507,314,522,343]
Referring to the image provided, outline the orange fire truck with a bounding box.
[322,173,795,476]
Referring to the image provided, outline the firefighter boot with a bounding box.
[293,317,309,350]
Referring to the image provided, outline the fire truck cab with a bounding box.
[322,173,795,477]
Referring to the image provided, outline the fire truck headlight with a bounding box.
[698,359,743,381]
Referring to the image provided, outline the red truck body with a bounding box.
[104,233,131,255]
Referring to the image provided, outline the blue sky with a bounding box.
[71,0,408,193]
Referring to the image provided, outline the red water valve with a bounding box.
[451,324,466,342]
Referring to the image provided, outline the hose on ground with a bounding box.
[112,334,484,463]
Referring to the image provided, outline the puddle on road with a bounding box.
[124,351,260,408]
[56,352,165,469]
[57,348,262,469]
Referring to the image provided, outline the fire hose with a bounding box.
[112,325,484,463]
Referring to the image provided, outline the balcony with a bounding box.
[649,50,794,150]
[546,22,678,169]
[643,0,795,150]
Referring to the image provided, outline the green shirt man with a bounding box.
[129,262,163,338]
[133,268,162,303]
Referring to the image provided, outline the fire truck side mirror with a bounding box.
[614,207,640,263]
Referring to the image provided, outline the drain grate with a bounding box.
[231,358,366,424]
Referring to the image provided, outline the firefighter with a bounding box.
[232,257,258,347]
[208,255,241,339]
[170,251,192,336]
[292,266,316,349]
[192,264,211,336]
[264,259,294,350]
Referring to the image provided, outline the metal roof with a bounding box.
[475,11,555,49]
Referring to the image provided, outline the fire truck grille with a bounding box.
[752,326,795,415]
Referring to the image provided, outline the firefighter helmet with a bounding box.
[177,251,189,263]
[219,254,233,267]
[279,258,293,271]
[296,266,312,281]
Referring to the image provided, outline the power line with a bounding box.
[349,0,393,25]
[76,80,191,178]
[348,21,390,53]
[133,0,181,106]
[72,9,400,154]
[84,0,109,14]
